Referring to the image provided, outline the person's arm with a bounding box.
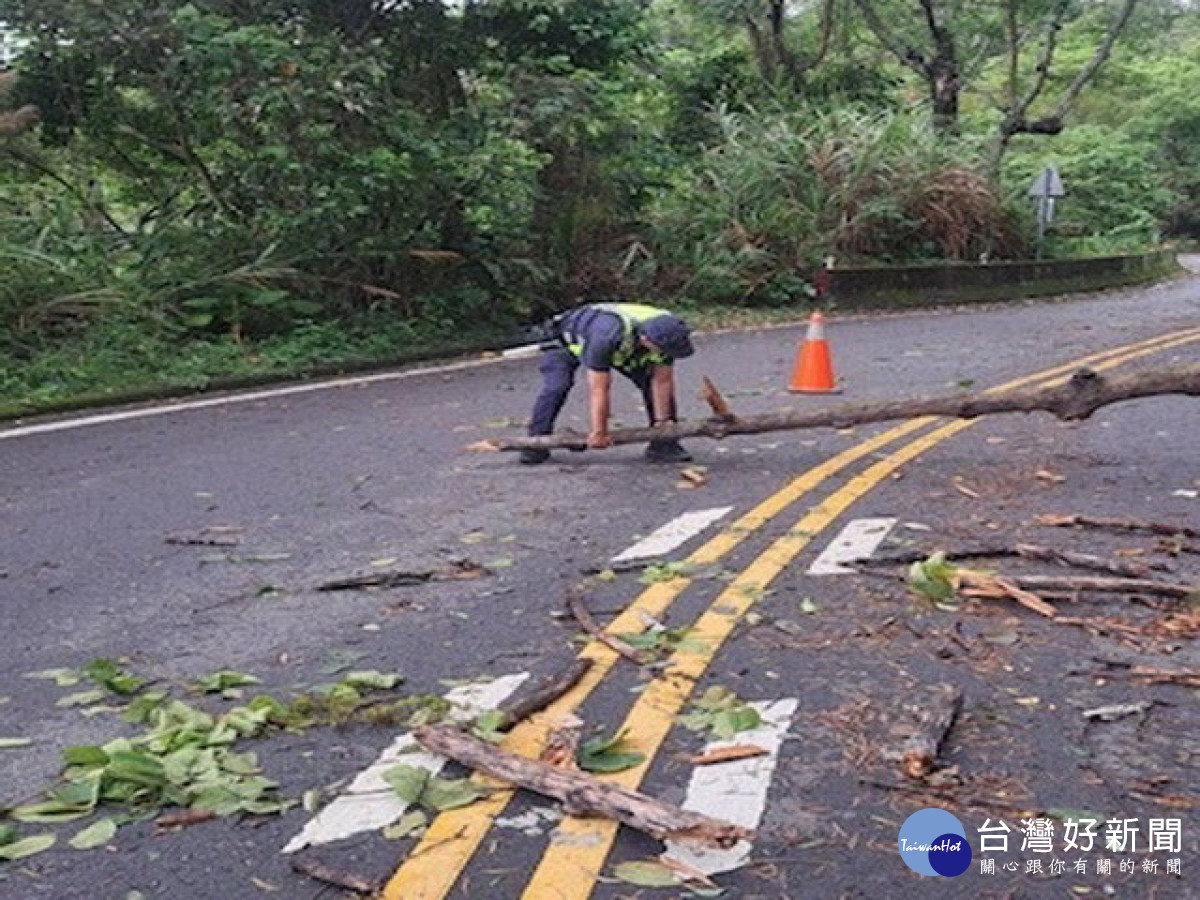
[587,369,613,447]
[649,364,675,424]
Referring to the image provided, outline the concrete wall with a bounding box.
[820,250,1181,310]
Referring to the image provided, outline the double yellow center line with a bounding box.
[385,327,1200,900]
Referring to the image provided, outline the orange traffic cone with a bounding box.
[788,311,840,393]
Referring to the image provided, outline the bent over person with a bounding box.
[521,302,695,465]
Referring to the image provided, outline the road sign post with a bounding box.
[1029,166,1066,260]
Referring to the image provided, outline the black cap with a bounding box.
[640,314,694,359]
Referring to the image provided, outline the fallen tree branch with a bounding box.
[567,586,654,667]
[496,659,593,731]
[899,684,964,779]
[470,363,1200,451]
[413,725,752,848]
[862,543,1160,577]
[1038,513,1200,540]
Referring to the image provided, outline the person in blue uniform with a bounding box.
[521,302,695,465]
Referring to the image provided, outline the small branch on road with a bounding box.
[567,585,654,668]
[469,363,1200,452]
[1038,512,1200,540]
[413,725,752,848]
[494,659,593,731]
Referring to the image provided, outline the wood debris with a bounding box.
[898,684,964,779]
[165,527,243,547]
[958,571,1058,618]
[413,725,752,848]
[290,857,381,895]
[538,714,584,769]
[566,586,653,667]
[495,659,593,732]
[316,559,489,592]
[685,744,769,766]
[471,363,1200,451]
[1038,512,1199,540]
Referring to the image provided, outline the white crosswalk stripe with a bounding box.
[282,672,529,853]
[806,517,897,575]
[664,698,798,876]
[611,507,734,565]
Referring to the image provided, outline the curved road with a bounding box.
[1,270,1198,899]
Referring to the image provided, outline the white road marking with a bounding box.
[806,517,897,575]
[663,698,798,876]
[282,672,529,853]
[0,355,510,441]
[611,508,734,565]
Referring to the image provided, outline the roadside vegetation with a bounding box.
[1,0,1197,412]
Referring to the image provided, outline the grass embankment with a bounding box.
[0,305,813,421]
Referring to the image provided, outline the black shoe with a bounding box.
[519,448,551,465]
[644,440,693,463]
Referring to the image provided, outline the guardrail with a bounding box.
[820,250,1182,310]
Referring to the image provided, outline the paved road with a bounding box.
[1,271,1198,899]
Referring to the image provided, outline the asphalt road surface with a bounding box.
[2,268,1199,900]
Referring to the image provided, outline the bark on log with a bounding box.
[470,363,1200,452]
[413,725,752,848]
[900,684,964,779]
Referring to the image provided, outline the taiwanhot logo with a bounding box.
[897,808,973,877]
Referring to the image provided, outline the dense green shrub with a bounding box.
[645,107,1022,305]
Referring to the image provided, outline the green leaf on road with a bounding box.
[611,860,680,887]
[0,833,57,860]
[69,818,118,850]
[194,671,262,694]
[578,731,645,774]
[383,810,428,840]
[56,690,108,708]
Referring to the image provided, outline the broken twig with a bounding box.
[567,586,653,667]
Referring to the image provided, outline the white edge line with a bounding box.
[1,355,513,441]
[282,672,529,853]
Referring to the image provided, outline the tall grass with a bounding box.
[646,106,1023,305]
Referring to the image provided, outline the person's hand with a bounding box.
[588,430,613,449]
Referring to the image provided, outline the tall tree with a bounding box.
[990,0,1140,170]
[683,0,839,93]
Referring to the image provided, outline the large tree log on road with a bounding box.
[470,363,1200,452]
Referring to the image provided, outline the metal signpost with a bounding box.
[1029,165,1066,260]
